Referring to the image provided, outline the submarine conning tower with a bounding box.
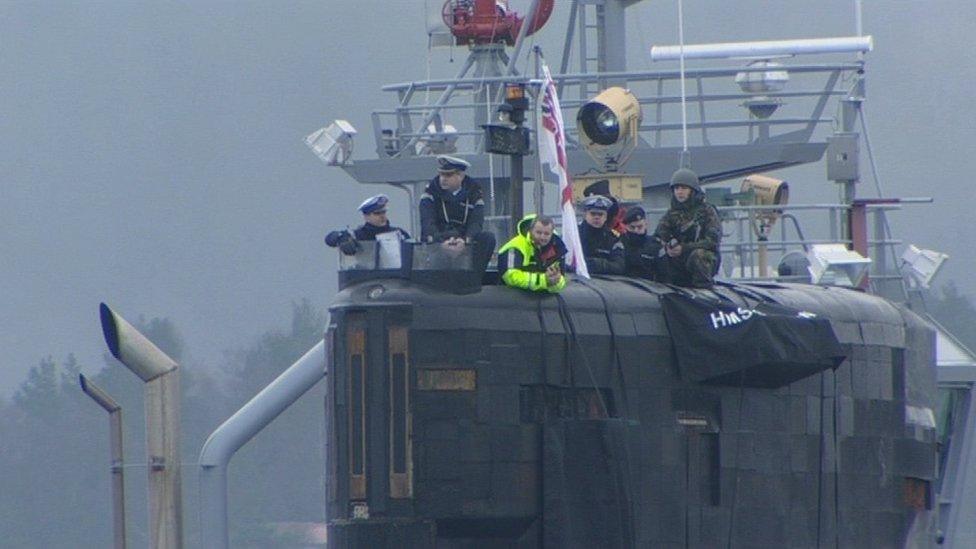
[323,249,939,548]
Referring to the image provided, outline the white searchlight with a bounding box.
[305,120,357,166]
[576,87,642,171]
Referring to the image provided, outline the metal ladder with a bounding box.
[577,0,605,101]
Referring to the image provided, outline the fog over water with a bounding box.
[3,0,974,393]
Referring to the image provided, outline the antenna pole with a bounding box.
[533,47,544,215]
[677,0,690,167]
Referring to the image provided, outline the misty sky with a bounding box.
[3,1,974,394]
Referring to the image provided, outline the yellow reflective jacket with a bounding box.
[498,215,568,293]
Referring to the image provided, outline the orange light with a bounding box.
[505,84,525,100]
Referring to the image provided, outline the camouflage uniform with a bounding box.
[654,169,722,288]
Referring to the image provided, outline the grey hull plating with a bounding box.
[325,276,937,547]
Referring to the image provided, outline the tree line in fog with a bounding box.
[0,299,327,548]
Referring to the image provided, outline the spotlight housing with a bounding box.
[305,120,357,166]
[576,87,642,171]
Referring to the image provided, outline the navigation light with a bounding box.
[736,60,788,119]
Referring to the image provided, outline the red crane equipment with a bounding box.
[442,0,554,46]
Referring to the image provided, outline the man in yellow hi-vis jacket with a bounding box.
[498,214,568,293]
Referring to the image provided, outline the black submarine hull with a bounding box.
[325,277,938,548]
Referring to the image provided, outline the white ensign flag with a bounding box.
[539,63,589,278]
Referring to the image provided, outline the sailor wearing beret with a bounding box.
[577,194,625,275]
[325,194,410,255]
[419,155,496,272]
[620,205,662,280]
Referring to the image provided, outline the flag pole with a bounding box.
[538,57,590,279]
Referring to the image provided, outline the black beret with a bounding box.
[622,206,646,224]
[583,179,611,197]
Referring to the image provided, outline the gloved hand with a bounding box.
[435,229,461,243]
[325,229,352,247]
[339,238,360,256]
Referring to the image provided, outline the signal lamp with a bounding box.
[506,84,525,100]
[741,174,789,225]
[576,87,642,170]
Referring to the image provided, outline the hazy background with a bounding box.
[3,1,974,393]
[2,1,975,546]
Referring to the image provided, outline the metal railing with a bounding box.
[537,200,925,288]
[370,61,861,157]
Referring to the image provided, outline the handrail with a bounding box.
[369,59,859,159]
[380,63,861,91]
[374,90,847,115]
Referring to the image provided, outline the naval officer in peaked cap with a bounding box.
[325,193,410,255]
[419,155,496,273]
[577,194,625,275]
[436,155,471,173]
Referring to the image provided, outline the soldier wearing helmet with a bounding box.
[653,168,722,288]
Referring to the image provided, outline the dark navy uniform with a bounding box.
[419,155,496,272]
[620,206,662,280]
[351,223,409,242]
[419,174,486,242]
[325,194,409,255]
[578,195,625,275]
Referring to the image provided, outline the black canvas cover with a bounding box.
[660,292,845,388]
